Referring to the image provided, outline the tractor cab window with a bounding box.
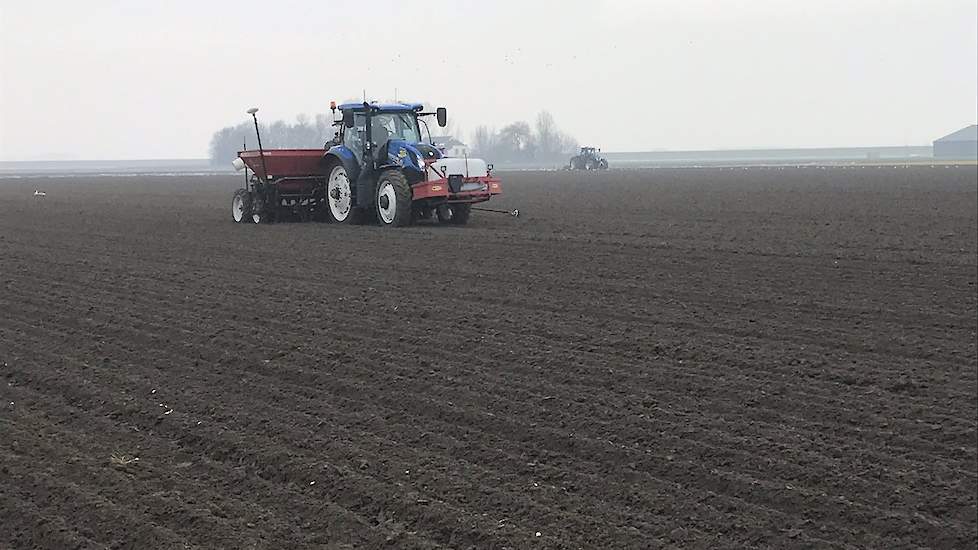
[342,112,421,163]
[370,113,421,145]
[343,113,368,162]
[418,116,433,144]
[344,113,364,147]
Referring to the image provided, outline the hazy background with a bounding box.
[1,0,976,161]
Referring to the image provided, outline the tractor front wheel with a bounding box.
[231,189,251,223]
[375,170,413,227]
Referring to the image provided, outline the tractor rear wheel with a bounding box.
[326,164,360,224]
[376,170,412,227]
[231,189,251,223]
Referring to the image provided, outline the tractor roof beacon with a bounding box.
[231,101,506,227]
[569,146,609,171]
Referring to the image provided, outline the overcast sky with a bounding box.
[1,0,976,160]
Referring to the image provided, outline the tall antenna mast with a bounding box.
[243,137,248,185]
[246,107,269,183]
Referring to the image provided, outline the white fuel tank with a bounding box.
[430,157,488,178]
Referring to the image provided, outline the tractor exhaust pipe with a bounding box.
[472,206,520,217]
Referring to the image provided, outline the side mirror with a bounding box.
[343,110,355,128]
[436,107,447,128]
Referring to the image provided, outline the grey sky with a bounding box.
[1,0,976,160]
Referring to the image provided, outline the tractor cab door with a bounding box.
[343,113,369,167]
[343,112,398,166]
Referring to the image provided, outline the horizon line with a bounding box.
[0,143,937,164]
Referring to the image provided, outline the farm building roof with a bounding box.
[934,125,977,143]
[432,136,466,147]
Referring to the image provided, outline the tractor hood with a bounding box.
[385,140,430,173]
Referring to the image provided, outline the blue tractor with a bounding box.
[234,102,502,227]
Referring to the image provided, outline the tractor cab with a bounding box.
[340,107,421,163]
[331,102,446,175]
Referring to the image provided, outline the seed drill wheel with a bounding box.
[231,188,251,223]
[250,192,271,224]
[326,164,359,224]
[435,204,453,223]
[451,204,471,225]
[376,170,413,227]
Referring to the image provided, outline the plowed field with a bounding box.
[1,166,976,549]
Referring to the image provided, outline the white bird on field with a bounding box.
[33,189,46,197]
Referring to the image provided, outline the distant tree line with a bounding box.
[209,107,579,166]
[208,113,336,165]
[471,111,578,164]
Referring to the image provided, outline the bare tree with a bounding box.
[497,121,535,160]
[209,121,253,166]
[316,113,338,144]
[472,125,497,158]
[535,111,560,161]
[209,115,322,165]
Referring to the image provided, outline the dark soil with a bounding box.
[1,166,976,549]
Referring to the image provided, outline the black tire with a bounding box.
[250,193,268,224]
[599,159,609,170]
[375,170,413,227]
[435,204,453,224]
[449,204,471,225]
[312,196,332,222]
[231,188,251,223]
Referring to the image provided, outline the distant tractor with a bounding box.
[231,102,503,227]
[568,147,609,170]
